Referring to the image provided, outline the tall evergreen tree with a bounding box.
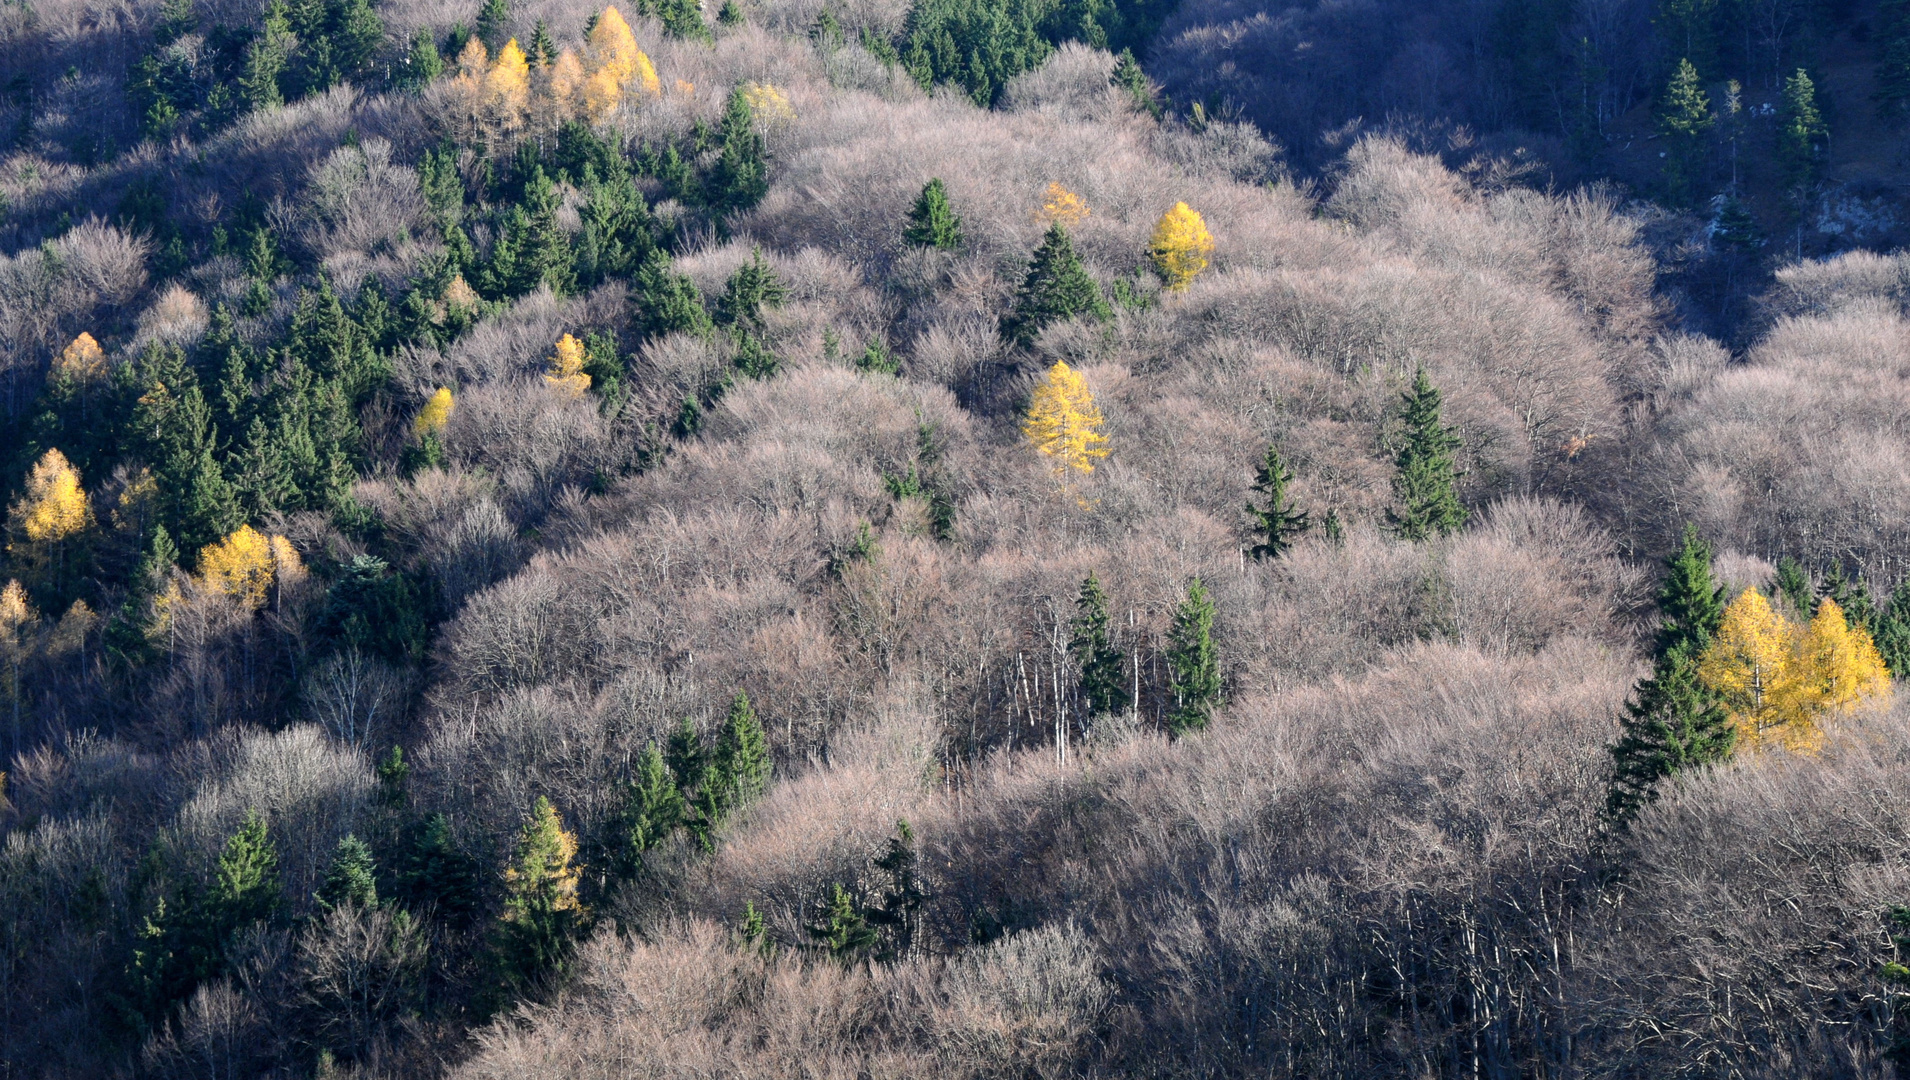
[1245,442,1309,559]
[1070,572,1125,719]
[395,813,479,923]
[700,692,771,828]
[209,810,282,931]
[1386,368,1467,541]
[657,0,712,40]
[493,796,585,988]
[121,344,242,553]
[807,882,878,962]
[902,178,964,250]
[618,743,685,877]
[1777,67,1827,191]
[1880,0,1910,120]
[1605,524,1734,825]
[705,87,768,215]
[1001,223,1110,346]
[666,716,708,800]
[1657,57,1713,206]
[1111,48,1160,117]
[1166,577,1220,735]
[573,159,655,288]
[633,251,715,340]
[316,834,378,911]
[714,247,789,331]
[240,0,294,111]
[866,819,925,961]
[474,0,510,49]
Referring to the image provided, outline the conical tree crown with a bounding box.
[1002,224,1110,345]
[1246,442,1308,559]
[1387,368,1466,541]
[903,178,963,250]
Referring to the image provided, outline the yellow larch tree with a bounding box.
[546,334,591,398]
[486,38,532,135]
[1148,202,1215,291]
[1698,589,1894,753]
[199,525,303,611]
[0,580,36,746]
[7,449,95,599]
[415,387,456,437]
[581,5,659,120]
[742,81,795,126]
[450,37,491,135]
[1039,182,1090,226]
[1022,361,1109,476]
[541,49,586,126]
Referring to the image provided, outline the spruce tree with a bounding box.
[474,0,509,50]
[1166,577,1220,735]
[1774,555,1813,619]
[209,810,281,931]
[666,716,708,800]
[1386,367,1467,542]
[634,251,715,340]
[1246,442,1309,559]
[1110,49,1160,118]
[1873,580,1910,678]
[574,159,655,288]
[714,247,788,332]
[316,834,378,911]
[401,28,443,89]
[396,813,479,922]
[1778,67,1827,191]
[807,882,878,962]
[1657,58,1713,207]
[619,743,685,876]
[1604,524,1734,825]
[1001,223,1110,346]
[493,796,585,988]
[1070,572,1125,719]
[375,745,409,807]
[866,819,925,961]
[706,87,768,215]
[657,0,712,40]
[701,692,771,827]
[240,0,294,111]
[123,344,242,553]
[902,178,963,250]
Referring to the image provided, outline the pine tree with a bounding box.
[1021,361,1109,476]
[1657,58,1713,206]
[1245,442,1308,560]
[401,29,444,89]
[714,247,788,331]
[1148,202,1215,291]
[619,743,685,876]
[1778,67,1827,191]
[1111,48,1160,117]
[210,810,282,930]
[494,796,585,987]
[706,86,768,215]
[807,882,878,962]
[866,819,925,961]
[701,692,771,828]
[1002,223,1109,345]
[316,834,378,911]
[1070,573,1125,719]
[1386,367,1467,541]
[1605,525,1734,825]
[1166,577,1220,735]
[240,0,295,111]
[633,251,715,340]
[902,178,963,250]
[475,0,510,50]
[396,813,479,922]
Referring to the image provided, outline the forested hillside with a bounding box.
[5,0,1910,1075]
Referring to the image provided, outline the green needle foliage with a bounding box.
[706,87,768,216]
[1246,442,1309,559]
[1166,577,1220,735]
[1002,223,1110,346]
[1778,68,1827,191]
[903,178,964,250]
[620,743,685,876]
[808,882,879,962]
[1387,368,1467,541]
[1070,572,1126,719]
[1605,524,1734,826]
[700,692,772,828]
[1657,58,1713,207]
[316,834,378,912]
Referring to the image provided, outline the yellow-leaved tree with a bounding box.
[546,334,591,398]
[1699,589,1892,752]
[1039,182,1090,226]
[199,525,305,611]
[7,449,95,603]
[582,5,660,120]
[1022,361,1109,475]
[1148,202,1215,291]
[486,38,531,134]
[415,387,456,437]
[742,81,795,126]
[0,580,36,749]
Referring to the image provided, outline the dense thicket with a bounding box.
[2,0,1910,1077]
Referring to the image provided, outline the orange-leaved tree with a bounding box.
[1039,182,1090,226]
[1022,361,1108,476]
[1148,202,1214,291]
[545,334,591,398]
[1699,589,1892,752]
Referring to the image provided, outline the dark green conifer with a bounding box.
[1873,580,1910,678]
[240,0,294,110]
[396,813,479,922]
[574,159,655,287]
[666,716,708,800]
[1166,577,1220,735]
[492,796,585,989]
[866,819,925,961]
[528,18,555,64]
[902,177,963,250]
[1713,194,1761,252]
[857,337,898,375]
[1657,58,1713,206]
[1880,0,1910,120]
[1604,524,1734,826]
[1070,573,1125,719]
[1386,368,1467,542]
[706,87,768,215]
[807,882,878,962]
[657,0,712,40]
[1246,442,1309,559]
[619,743,685,876]
[700,692,770,827]
[1778,67,1827,191]
[210,810,281,929]
[316,834,378,911]
[123,344,242,553]
[475,0,510,50]
[1774,556,1812,619]
[714,247,788,331]
[634,251,715,340]
[376,746,409,807]
[1001,223,1110,346]
[401,29,444,89]
[1111,48,1160,117]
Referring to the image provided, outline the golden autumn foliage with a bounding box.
[1039,182,1090,226]
[546,334,591,398]
[10,450,92,546]
[415,386,456,437]
[1148,202,1215,291]
[742,81,795,126]
[503,797,584,915]
[580,5,660,120]
[1022,361,1109,475]
[488,38,531,115]
[1698,589,1892,753]
[53,333,106,386]
[198,525,305,611]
